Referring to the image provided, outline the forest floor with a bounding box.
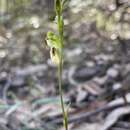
[0,1,130,130]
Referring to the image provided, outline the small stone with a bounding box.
[76,87,88,103]
[113,83,122,90]
[126,64,130,73]
[66,48,83,63]
[86,61,95,67]
[95,53,114,62]
[74,66,98,82]
[93,76,107,86]
[113,64,121,70]
[107,68,119,78]
[0,72,7,83]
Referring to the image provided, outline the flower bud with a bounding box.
[55,0,62,15]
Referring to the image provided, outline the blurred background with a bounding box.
[0,0,130,130]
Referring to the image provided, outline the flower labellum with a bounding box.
[50,47,60,65]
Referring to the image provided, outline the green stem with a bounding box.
[58,13,68,130]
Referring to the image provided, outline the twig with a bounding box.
[111,127,129,130]
[114,121,130,129]
[48,102,130,125]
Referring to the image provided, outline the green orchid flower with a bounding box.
[45,31,62,49]
[45,31,62,65]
